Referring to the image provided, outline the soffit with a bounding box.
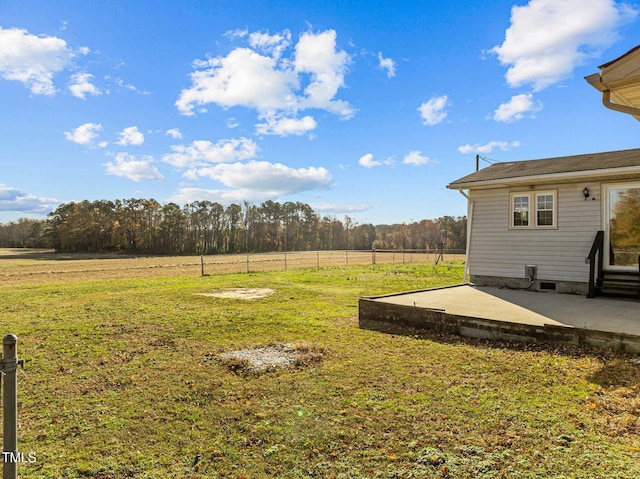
[586,45,640,120]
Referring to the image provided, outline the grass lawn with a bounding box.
[2,261,640,478]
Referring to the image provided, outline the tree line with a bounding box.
[0,198,466,255]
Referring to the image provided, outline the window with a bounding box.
[510,191,556,229]
[512,194,529,227]
[536,193,554,227]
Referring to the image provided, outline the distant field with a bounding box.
[2,257,640,478]
[0,248,464,284]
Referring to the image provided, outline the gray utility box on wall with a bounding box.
[525,265,537,282]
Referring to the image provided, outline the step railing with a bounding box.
[587,231,604,298]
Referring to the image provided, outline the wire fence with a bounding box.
[0,248,465,284]
[200,248,466,275]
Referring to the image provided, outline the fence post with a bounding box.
[372,248,376,265]
[284,252,287,271]
[2,334,20,479]
[200,255,205,276]
[246,254,250,273]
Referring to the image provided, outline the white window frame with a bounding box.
[509,190,557,230]
[534,192,556,228]
[510,193,530,229]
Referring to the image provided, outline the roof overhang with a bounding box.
[447,165,640,191]
[585,45,640,120]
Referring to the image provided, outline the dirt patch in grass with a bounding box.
[195,288,276,300]
[215,343,324,374]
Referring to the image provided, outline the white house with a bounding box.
[446,148,640,297]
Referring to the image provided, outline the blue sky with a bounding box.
[1,0,639,225]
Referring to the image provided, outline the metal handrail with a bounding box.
[587,231,604,298]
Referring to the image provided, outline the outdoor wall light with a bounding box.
[583,187,590,200]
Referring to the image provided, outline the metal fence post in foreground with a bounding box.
[2,334,22,479]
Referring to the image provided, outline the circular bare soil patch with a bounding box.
[215,344,324,374]
[194,288,276,300]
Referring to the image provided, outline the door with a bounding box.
[604,183,640,270]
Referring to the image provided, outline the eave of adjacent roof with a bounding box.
[585,45,640,120]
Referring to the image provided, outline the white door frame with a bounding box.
[603,181,640,271]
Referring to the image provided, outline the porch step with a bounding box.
[601,271,640,298]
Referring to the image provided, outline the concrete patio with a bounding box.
[359,284,640,352]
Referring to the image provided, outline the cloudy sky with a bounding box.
[1,0,639,225]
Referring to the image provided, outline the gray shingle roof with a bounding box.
[447,148,640,189]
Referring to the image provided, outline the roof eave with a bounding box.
[585,46,640,120]
[585,72,605,91]
[447,165,640,190]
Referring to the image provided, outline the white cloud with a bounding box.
[117,126,145,146]
[166,128,183,139]
[168,187,276,205]
[176,29,354,120]
[69,72,101,99]
[0,27,76,95]
[359,153,381,168]
[418,95,449,125]
[294,30,353,117]
[403,151,434,166]
[224,28,249,40]
[358,153,394,168]
[162,134,331,200]
[162,137,258,168]
[493,93,542,122]
[104,153,163,182]
[176,47,298,115]
[0,184,59,214]
[458,140,522,154]
[64,122,104,146]
[491,0,638,90]
[311,202,371,214]
[193,160,332,194]
[112,77,150,95]
[249,30,291,59]
[255,115,317,136]
[378,52,396,78]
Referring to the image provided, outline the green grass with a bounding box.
[3,261,640,478]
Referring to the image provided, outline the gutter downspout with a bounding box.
[457,189,472,283]
[602,90,640,117]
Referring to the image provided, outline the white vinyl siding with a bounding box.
[469,183,600,283]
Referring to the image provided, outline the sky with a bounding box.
[1,0,640,226]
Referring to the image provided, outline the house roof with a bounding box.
[585,45,640,120]
[447,148,640,190]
